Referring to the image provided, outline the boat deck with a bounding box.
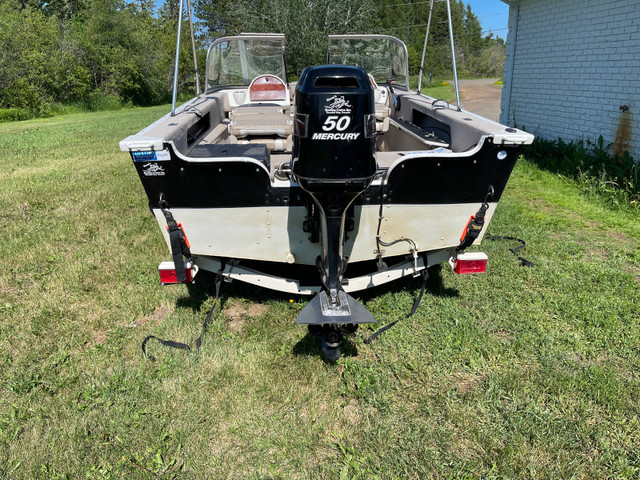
[125,83,528,185]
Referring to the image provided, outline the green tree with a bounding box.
[40,0,87,20]
[73,0,169,105]
[193,0,245,39]
[195,0,380,77]
[158,0,205,98]
[373,0,503,78]
[0,0,90,111]
[0,0,504,117]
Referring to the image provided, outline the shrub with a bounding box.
[84,94,125,112]
[523,136,639,208]
[0,108,35,123]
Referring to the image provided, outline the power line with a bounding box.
[482,27,509,34]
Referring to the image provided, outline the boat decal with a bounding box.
[311,132,360,141]
[132,149,171,162]
[324,95,352,114]
[155,149,171,160]
[142,163,166,176]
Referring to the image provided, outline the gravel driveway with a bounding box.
[454,78,503,122]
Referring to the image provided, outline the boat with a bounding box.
[120,1,534,359]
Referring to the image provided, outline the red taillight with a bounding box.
[450,252,488,274]
[158,261,196,284]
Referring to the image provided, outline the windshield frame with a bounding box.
[205,34,287,91]
[327,35,409,90]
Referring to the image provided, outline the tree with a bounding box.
[194,0,380,77]
[0,0,90,111]
[40,0,87,20]
[193,0,245,39]
[375,0,504,78]
[0,0,504,115]
[158,0,206,98]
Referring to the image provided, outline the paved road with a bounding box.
[454,78,503,122]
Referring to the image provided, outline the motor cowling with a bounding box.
[292,65,377,324]
[293,65,376,190]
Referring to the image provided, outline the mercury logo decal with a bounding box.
[325,95,352,114]
[142,163,165,176]
[312,132,360,140]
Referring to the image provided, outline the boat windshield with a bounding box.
[328,35,409,89]
[206,35,286,89]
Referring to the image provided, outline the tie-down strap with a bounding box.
[158,195,191,283]
[457,186,494,252]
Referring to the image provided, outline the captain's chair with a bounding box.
[227,75,293,150]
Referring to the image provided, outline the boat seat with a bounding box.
[228,105,293,138]
[374,87,390,120]
[189,143,270,170]
[375,103,390,120]
[249,74,288,103]
[369,74,390,120]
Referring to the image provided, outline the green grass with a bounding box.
[1,108,640,478]
[409,76,456,101]
[0,92,195,124]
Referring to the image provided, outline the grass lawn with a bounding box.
[409,76,456,101]
[1,107,639,479]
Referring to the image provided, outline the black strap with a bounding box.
[457,186,494,253]
[364,267,429,344]
[159,196,191,283]
[142,264,225,361]
[194,268,224,350]
[141,336,191,362]
[486,235,534,267]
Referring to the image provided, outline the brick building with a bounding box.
[499,0,639,161]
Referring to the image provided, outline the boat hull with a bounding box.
[130,137,518,293]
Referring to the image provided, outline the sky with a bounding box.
[465,0,510,39]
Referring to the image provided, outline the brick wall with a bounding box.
[500,0,639,161]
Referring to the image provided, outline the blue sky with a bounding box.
[465,0,510,39]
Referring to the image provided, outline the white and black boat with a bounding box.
[120,2,533,358]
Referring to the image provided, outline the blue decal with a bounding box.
[132,151,157,162]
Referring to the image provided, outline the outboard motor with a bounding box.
[293,65,377,330]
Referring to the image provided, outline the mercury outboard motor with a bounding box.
[293,65,377,329]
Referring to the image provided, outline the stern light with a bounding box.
[450,252,487,274]
[158,261,198,284]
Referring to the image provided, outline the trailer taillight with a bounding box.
[158,261,197,284]
[450,252,487,274]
